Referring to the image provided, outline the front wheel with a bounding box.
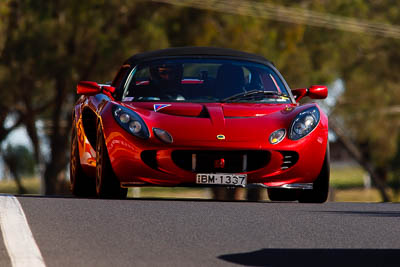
[298,145,330,203]
[70,122,96,197]
[96,122,127,199]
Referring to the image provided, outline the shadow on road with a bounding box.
[219,248,399,267]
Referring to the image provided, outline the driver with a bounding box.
[149,64,184,99]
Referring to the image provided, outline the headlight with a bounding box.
[112,105,149,139]
[129,121,142,134]
[289,107,320,140]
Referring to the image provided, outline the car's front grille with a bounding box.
[171,150,270,173]
[279,151,299,170]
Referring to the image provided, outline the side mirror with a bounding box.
[308,85,328,99]
[76,81,116,99]
[291,88,308,102]
[77,81,101,95]
[292,85,328,102]
[101,85,116,95]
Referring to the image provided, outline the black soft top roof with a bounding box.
[125,47,272,66]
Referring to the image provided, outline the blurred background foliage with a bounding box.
[1,0,400,201]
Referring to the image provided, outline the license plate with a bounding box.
[196,173,247,186]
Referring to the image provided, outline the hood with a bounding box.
[125,102,289,118]
[121,102,297,143]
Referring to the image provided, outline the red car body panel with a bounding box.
[72,47,329,190]
[74,99,327,187]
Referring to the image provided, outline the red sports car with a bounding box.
[70,47,329,202]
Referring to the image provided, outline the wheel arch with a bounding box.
[81,107,99,149]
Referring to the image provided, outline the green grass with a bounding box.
[330,188,382,202]
[128,187,212,199]
[0,177,41,194]
[330,164,366,189]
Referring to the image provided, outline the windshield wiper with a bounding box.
[221,90,289,102]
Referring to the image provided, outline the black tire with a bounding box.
[70,122,96,197]
[298,145,330,203]
[96,122,127,199]
[267,188,298,201]
[247,187,265,202]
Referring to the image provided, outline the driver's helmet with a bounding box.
[149,64,183,86]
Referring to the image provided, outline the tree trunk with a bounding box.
[329,118,390,202]
[3,155,27,194]
[43,75,71,195]
[13,173,27,195]
[43,128,70,195]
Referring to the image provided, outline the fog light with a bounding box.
[153,128,173,143]
[269,129,286,144]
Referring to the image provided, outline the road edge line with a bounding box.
[0,194,46,267]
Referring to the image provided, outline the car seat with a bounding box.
[215,64,245,99]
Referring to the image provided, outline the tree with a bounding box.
[2,0,400,200]
[2,144,35,194]
[0,0,172,194]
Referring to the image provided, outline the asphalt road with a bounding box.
[2,196,400,267]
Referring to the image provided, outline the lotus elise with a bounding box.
[70,47,329,202]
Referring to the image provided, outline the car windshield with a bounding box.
[122,58,292,103]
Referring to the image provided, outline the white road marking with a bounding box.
[0,194,46,267]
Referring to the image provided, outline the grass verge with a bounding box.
[330,164,366,189]
[0,177,41,194]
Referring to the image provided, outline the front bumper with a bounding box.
[103,123,327,188]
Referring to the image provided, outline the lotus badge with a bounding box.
[217,134,225,140]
